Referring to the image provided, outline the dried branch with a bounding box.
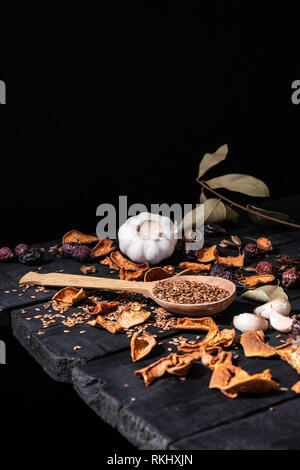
[198,180,300,229]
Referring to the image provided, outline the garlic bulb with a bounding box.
[254,297,291,319]
[233,313,268,333]
[269,310,293,333]
[118,212,177,265]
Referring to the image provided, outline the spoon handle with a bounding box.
[19,271,154,297]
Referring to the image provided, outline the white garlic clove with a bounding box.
[269,310,293,333]
[254,297,291,319]
[233,313,268,333]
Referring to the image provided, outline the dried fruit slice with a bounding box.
[117,306,151,328]
[238,274,275,289]
[276,343,300,374]
[163,265,176,276]
[80,265,97,275]
[131,331,156,362]
[292,381,300,394]
[100,256,120,270]
[197,245,218,263]
[178,327,235,352]
[134,352,195,386]
[52,287,87,306]
[91,239,116,258]
[87,316,123,334]
[239,330,277,357]
[144,267,171,282]
[120,268,145,281]
[62,230,99,245]
[175,316,217,331]
[209,353,278,398]
[215,254,245,267]
[110,251,149,272]
[179,262,211,272]
[90,301,120,315]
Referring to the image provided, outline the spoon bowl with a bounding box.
[19,272,236,316]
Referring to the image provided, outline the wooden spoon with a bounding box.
[19,272,236,316]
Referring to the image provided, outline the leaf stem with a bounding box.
[198,181,300,229]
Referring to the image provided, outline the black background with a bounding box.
[0,1,299,452]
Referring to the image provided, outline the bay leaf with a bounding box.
[225,204,239,223]
[205,173,270,197]
[178,198,226,232]
[248,204,293,227]
[200,190,207,203]
[242,285,288,303]
[197,144,228,180]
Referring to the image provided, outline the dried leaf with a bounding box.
[242,285,288,303]
[197,245,218,263]
[205,174,270,198]
[52,287,87,306]
[197,144,229,179]
[62,230,99,245]
[248,205,293,227]
[120,268,145,281]
[239,274,275,289]
[131,331,157,362]
[110,251,149,272]
[239,331,277,358]
[90,301,120,315]
[204,198,227,224]
[219,239,237,248]
[87,316,123,334]
[215,254,244,267]
[144,267,171,282]
[225,204,239,223]
[179,262,211,272]
[117,306,151,329]
[91,239,115,258]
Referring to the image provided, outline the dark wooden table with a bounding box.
[2,196,300,450]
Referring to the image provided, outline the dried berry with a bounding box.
[204,224,226,236]
[279,254,290,263]
[14,243,29,257]
[73,245,91,263]
[210,264,245,290]
[291,320,300,341]
[183,230,203,260]
[61,242,79,258]
[256,261,275,276]
[0,247,14,262]
[19,247,44,265]
[281,267,300,288]
[256,237,272,253]
[244,243,259,258]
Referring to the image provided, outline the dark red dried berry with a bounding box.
[204,224,226,236]
[291,319,300,341]
[62,242,79,258]
[210,264,245,290]
[19,247,44,265]
[73,245,91,262]
[256,261,275,275]
[279,254,290,263]
[14,243,30,257]
[281,267,300,288]
[244,243,259,258]
[0,247,14,262]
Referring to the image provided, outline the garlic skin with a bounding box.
[233,313,268,333]
[254,297,291,319]
[269,310,293,333]
[118,212,177,265]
